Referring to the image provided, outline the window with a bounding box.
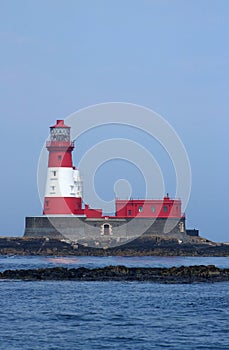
[138,206,143,212]
[103,224,110,235]
[51,186,55,191]
[151,206,156,212]
[163,205,168,212]
[53,171,56,176]
[128,210,132,216]
[45,200,49,207]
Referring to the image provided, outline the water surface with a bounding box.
[1,256,228,349]
[1,255,229,272]
[0,280,228,349]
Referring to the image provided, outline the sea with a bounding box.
[0,256,228,350]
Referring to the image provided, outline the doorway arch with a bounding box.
[101,223,112,236]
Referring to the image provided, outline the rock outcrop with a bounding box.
[1,265,229,283]
[0,236,229,256]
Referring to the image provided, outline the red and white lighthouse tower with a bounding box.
[43,120,83,215]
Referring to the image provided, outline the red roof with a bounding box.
[50,119,70,128]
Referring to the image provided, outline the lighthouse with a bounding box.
[43,120,83,215]
[24,118,193,242]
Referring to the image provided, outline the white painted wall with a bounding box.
[45,167,83,198]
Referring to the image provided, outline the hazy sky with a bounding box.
[0,0,228,242]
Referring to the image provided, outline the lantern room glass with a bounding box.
[50,128,70,142]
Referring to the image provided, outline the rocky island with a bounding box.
[1,265,229,283]
[0,235,229,256]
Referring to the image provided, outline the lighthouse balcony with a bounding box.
[46,141,74,149]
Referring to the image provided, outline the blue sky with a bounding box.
[0,0,228,241]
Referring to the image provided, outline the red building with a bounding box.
[115,197,182,219]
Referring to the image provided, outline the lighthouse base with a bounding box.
[24,216,187,247]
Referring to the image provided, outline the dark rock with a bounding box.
[1,237,229,256]
[1,265,229,283]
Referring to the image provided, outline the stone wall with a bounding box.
[24,216,187,246]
